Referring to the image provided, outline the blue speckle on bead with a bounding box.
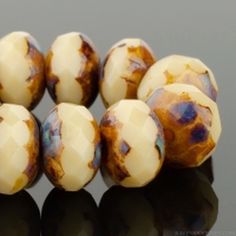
[191,124,209,143]
[199,74,217,101]
[172,102,197,124]
[41,111,61,158]
[92,143,102,169]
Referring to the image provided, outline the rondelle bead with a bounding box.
[0,32,45,110]
[45,32,100,107]
[100,100,165,187]
[41,103,101,191]
[146,84,222,167]
[0,104,40,194]
[138,55,218,102]
[100,38,156,107]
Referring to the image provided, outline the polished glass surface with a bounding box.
[0,0,235,235]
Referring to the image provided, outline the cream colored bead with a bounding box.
[100,38,156,107]
[41,103,101,191]
[138,55,218,102]
[147,83,222,167]
[0,32,45,110]
[0,103,39,194]
[100,100,165,187]
[46,32,100,107]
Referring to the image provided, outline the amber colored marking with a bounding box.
[88,120,101,171]
[26,39,45,110]
[0,83,2,89]
[45,50,60,103]
[44,158,65,189]
[164,129,175,142]
[164,70,175,84]
[12,175,27,193]
[0,117,3,122]
[100,116,130,183]
[76,35,100,107]
[125,45,156,99]
[114,164,130,182]
[23,117,40,186]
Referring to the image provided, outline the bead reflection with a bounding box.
[99,158,218,236]
[0,190,40,236]
[41,188,102,236]
[99,187,162,236]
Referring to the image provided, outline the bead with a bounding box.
[146,84,222,167]
[0,104,40,194]
[41,188,100,235]
[45,32,100,107]
[138,55,218,102]
[100,38,156,107]
[0,32,45,110]
[41,103,101,191]
[100,100,165,187]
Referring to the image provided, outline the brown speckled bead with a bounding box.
[100,38,156,107]
[138,55,218,102]
[45,32,100,107]
[146,84,222,167]
[0,103,40,194]
[41,103,101,191]
[100,100,165,188]
[0,32,45,110]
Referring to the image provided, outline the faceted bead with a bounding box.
[0,32,45,110]
[100,100,165,187]
[41,103,101,191]
[146,84,221,167]
[45,32,100,107]
[138,55,218,102]
[100,38,156,107]
[0,104,40,194]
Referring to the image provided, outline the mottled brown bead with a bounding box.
[147,84,222,167]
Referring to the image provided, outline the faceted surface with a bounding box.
[0,104,39,194]
[138,55,218,102]
[147,84,221,167]
[0,32,45,110]
[45,32,100,107]
[100,38,156,107]
[100,100,165,187]
[41,103,101,191]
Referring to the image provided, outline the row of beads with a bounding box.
[0,31,218,110]
[0,94,221,194]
